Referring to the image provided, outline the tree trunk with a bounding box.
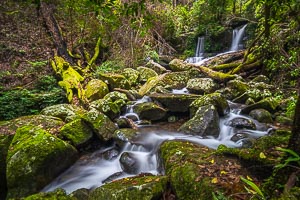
[264,1,271,38]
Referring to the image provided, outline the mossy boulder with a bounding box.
[132,102,167,121]
[241,97,279,114]
[98,73,131,90]
[149,93,200,112]
[249,109,273,123]
[121,68,140,86]
[232,88,270,104]
[136,66,158,82]
[6,125,78,199]
[90,91,128,119]
[169,58,192,72]
[0,134,13,200]
[21,188,72,200]
[275,115,293,126]
[84,79,109,102]
[88,175,168,200]
[113,128,139,147]
[159,141,248,200]
[186,78,219,94]
[59,119,94,148]
[0,115,64,136]
[40,104,87,122]
[226,79,250,99]
[145,60,169,74]
[190,93,229,117]
[82,109,117,141]
[179,105,220,137]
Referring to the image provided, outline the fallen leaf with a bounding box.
[211,177,218,184]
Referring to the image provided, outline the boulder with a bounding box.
[119,152,140,174]
[40,104,87,122]
[179,105,220,138]
[88,175,168,200]
[84,79,109,102]
[82,109,117,141]
[190,93,230,117]
[226,79,250,99]
[145,60,169,74]
[149,93,200,112]
[133,102,167,121]
[6,125,78,199]
[226,117,256,130]
[113,128,139,147]
[121,68,140,87]
[186,78,219,94]
[90,91,128,119]
[241,97,279,114]
[169,58,192,71]
[98,73,131,90]
[136,66,158,82]
[249,109,273,123]
[59,119,94,148]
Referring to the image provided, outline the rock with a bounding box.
[40,104,87,122]
[145,60,169,74]
[186,78,219,94]
[226,117,256,129]
[249,109,273,123]
[119,152,140,174]
[6,125,78,199]
[102,148,119,160]
[149,93,200,112]
[241,97,279,114]
[226,79,250,99]
[84,79,109,102]
[89,175,168,200]
[98,72,131,90]
[136,66,158,82]
[0,114,64,136]
[179,105,220,137]
[233,88,271,104]
[169,58,192,71]
[113,128,139,147]
[82,109,117,141]
[251,75,270,83]
[115,117,137,129]
[21,188,71,200]
[90,91,128,119]
[133,102,167,121]
[0,134,13,200]
[275,115,293,126]
[121,68,140,86]
[59,119,94,148]
[190,93,230,117]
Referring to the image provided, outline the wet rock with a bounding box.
[190,93,230,117]
[226,79,250,99]
[82,109,117,141]
[41,104,87,122]
[133,102,167,121]
[90,91,128,119]
[249,109,273,123]
[84,79,109,102]
[115,117,137,129]
[113,128,139,147]
[186,78,219,94]
[169,58,192,71]
[97,72,131,90]
[89,175,168,200]
[102,171,125,184]
[241,97,279,114]
[136,66,158,82]
[179,105,220,137]
[145,60,169,74]
[119,152,140,174]
[6,125,78,199]
[59,119,94,148]
[103,148,119,160]
[149,93,199,112]
[226,117,256,129]
[121,68,140,87]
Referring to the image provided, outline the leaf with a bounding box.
[240,176,265,199]
[259,152,266,159]
[210,159,215,164]
[220,170,227,175]
[211,177,218,184]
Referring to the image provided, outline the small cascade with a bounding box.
[195,36,205,57]
[230,24,247,51]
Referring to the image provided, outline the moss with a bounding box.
[136,66,158,82]
[6,125,78,199]
[241,97,279,114]
[113,128,139,147]
[121,68,140,86]
[85,79,109,101]
[88,175,168,200]
[98,72,131,90]
[226,79,250,98]
[21,188,73,200]
[132,102,167,121]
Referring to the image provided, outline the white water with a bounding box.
[42,101,271,194]
[185,36,205,63]
[230,24,247,52]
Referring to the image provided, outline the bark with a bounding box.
[39,1,74,64]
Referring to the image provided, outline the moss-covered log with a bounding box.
[230,60,262,74]
[210,62,242,71]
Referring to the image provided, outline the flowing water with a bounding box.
[42,100,271,194]
[230,24,247,52]
[186,36,205,63]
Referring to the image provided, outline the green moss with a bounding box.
[89,175,168,200]
[22,188,73,200]
[136,66,158,82]
[121,68,140,86]
[98,72,131,90]
[85,79,109,101]
[132,102,167,121]
[6,125,78,199]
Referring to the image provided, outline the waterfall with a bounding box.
[195,36,205,57]
[230,24,247,51]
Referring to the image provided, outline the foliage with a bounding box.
[241,176,265,200]
[95,60,124,73]
[275,147,300,170]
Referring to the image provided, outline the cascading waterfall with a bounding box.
[195,36,205,57]
[42,100,271,194]
[230,24,247,52]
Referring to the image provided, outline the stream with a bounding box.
[42,99,271,194]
